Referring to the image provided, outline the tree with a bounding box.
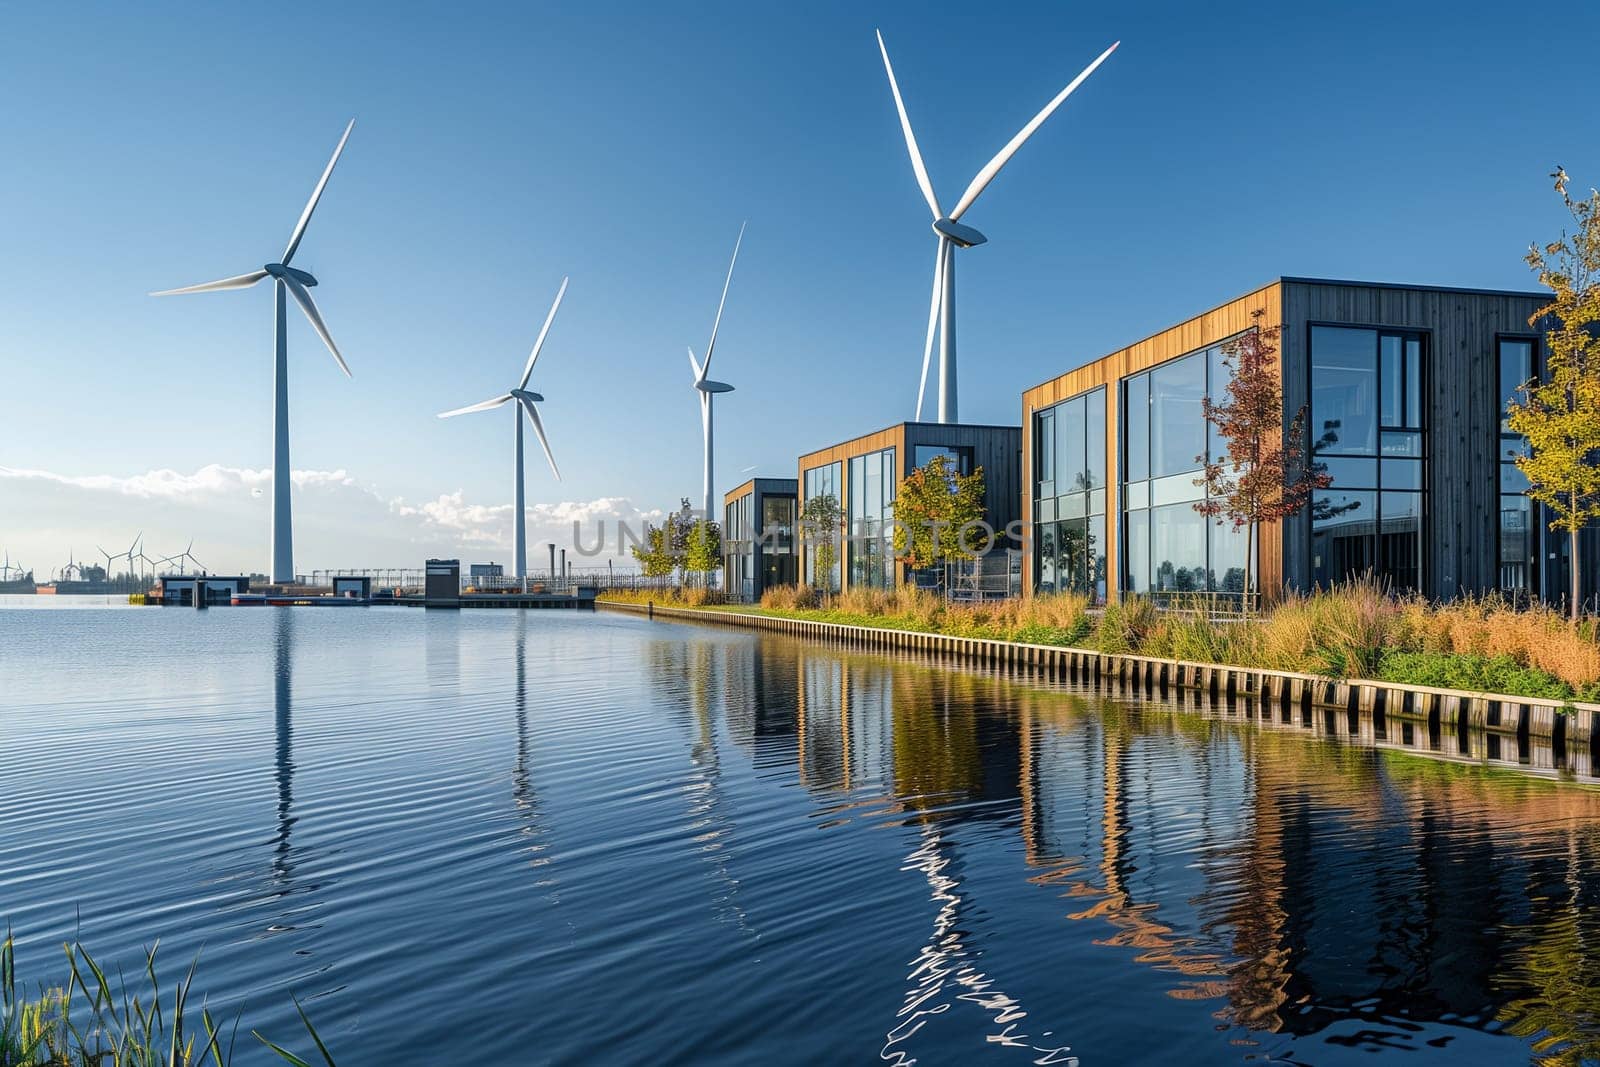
[800,493,842,596]
[685,519,722,587]
[630,522,676,578]
[1508,167,1600,620]
[1195,308,1329,607]
[891,455,987,585]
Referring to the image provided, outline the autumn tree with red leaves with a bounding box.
[1195,309,1330,607]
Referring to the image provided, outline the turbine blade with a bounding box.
[687,346,703,382]
[519,277,569,389]
[518,396,561,481]
[915,236,947,421]
[283,119,355,265]
[437,393,513,418]
[150,270,268,296]
[282,275,351,377]
[949,40,1119,221]
[700,222,745,381]
[876,30,941,220]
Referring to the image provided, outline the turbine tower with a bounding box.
[152,119,357,584]
[688,224,745,524]
[875,31,1118,423]
[436,279,568,580]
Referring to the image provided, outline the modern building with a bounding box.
[1022,278,1564,604]
[723,477,798,602]
[797,422,1022,592]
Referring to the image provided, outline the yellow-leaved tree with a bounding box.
[1508,167,1600,620]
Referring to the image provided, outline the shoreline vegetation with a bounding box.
[598,581,1600,704]
[1,930,335,1067]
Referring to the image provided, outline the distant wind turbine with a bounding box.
[437,279,568,579]
[688,224,745,524]
[875,30,1118,423]
[152,119,357,583]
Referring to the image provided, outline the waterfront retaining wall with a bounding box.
[598,600,1600,744]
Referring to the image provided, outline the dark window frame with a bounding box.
[1304,320,1432,593]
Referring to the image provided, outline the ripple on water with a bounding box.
[6,605,1600,1065]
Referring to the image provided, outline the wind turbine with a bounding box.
[875,30,1119,423]
[436,279,568,580]
[687,224,745,524]
[151,119,357,584]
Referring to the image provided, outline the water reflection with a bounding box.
[511,613,555,887]
[272,609,296,887]
[762,641,1600,1061]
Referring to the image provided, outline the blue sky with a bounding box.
[1,1,1593,575]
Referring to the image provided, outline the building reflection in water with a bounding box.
[760,638,1600,1059]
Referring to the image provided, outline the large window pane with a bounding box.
[1056,394,1087,493]
[1380,334,1403,428]
[1208,343,1231,466]
[1499,495,1532,591]
[1312,490,1376,587]
[1209,519,1248,596]
[1088,514,1107,603]
[1500,339,1533,433]
[1124,509,1150,593]
[1086,389,1106,491]
[1152,503,1207,594]
[1059,517,1088,594]
[1151,472,1205,507]
[1037,524,1057,593]
[1036,409,1055,495]
[1151,353,1207,476]
[1404,337,1422,428]
[1124,374,1150,483]
[1380,491,1423,592]
[1311,326,1378,456]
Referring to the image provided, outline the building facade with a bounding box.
[723,477,798,602]
[1022,278,1566,604]
[797,422,1022,593]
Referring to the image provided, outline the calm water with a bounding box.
[5,603,1600,1065]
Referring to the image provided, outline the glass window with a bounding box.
[1055,394,1086,493]
[1404,337,1422,428]
[1311,326,1378,456]
[1500,339,1533,433]
[1210,520,1248,596]
[1059,516,1089,594]
[1037,523,1057,593]
[1124,375,1149,483]
[1207,343,1231,465]
[848,448,895,589]
[914,445,971,474]
[1380,334,1403,428]
[1380,492,1423,592]
[1152,503,1207,593]
[1124,509,1150,594]
[1312,490,1377,588]
[1086,392,1106,492]
[1088,514,1107,603]
[803,461,842,591]
[1037,409,1055,494]
[1150,353,1207,476]
[1500,495,1533,591]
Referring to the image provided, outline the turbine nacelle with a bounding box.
[696,380,735,394]
[509,388,545,403]
[263,263,318,287]
[932,218,987,248]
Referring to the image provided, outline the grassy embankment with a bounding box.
[599,582,1600,703]
[1,929,335,1067]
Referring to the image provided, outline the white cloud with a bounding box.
[0,463,355,498]
[0,463,669,574]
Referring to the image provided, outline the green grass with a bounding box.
[1376,650,1593,702]
[1,927,337,1067]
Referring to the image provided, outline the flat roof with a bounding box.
[797,419,1020,464]
[1022,276,1552,397]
